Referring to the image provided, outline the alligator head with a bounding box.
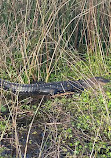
[79,77,110,89]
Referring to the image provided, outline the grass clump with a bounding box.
[37,87,111,157]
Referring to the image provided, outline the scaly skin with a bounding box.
[0,79,84,95]
[0,77,110,95]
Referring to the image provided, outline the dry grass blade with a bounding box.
[23,96,44,158]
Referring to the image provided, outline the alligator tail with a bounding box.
[0,79,40,94]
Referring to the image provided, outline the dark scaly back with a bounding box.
[0,79,40,94]
[0,79,59,95]
[0,79,84,95]
[0,77,110,95]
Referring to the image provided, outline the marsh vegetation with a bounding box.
[0,0,111,157]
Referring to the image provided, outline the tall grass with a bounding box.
[1,0,110,82]
[0,0,111,157]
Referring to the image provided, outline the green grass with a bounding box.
[0,0,111,157]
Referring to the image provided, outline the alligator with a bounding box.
[0,77,110,96]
